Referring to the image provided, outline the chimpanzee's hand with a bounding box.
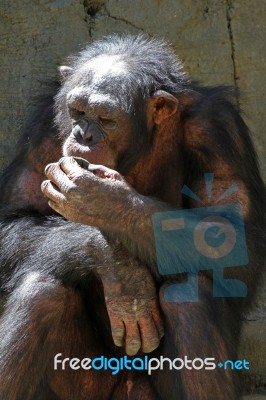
[41,156,140,229]
[42,156,167,276]
[98,259,164,356]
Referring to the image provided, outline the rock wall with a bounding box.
[1,0,265,175]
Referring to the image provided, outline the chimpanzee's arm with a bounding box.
[0,208,163,354]
[41,96,266,300]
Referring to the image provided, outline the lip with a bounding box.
[63,136,115,168]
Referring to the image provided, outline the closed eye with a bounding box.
[98,117,116,129]
[69,108,85,120]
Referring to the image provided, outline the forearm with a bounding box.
[101,194,175,270]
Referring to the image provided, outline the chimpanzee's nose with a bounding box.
[72,120,92,142]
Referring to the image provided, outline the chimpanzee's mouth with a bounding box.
[62,136,116,169]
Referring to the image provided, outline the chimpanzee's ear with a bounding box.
[58,66,73,79]
[148,90,179,125]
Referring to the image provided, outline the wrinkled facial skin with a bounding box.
[61,57,137,170]
[63,90,134,170]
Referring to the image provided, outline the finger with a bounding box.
[41,180,66,203]
[58,156,86,176]
[138,314,160,353]
[151,300,165,339]
[88,164,123,181]
[47,200,64,215]
[44,163,72,193]
[124,322,141,356]
[110,319,125,348]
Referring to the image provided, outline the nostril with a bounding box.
[83,131,93,141]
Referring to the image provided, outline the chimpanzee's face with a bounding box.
[61,55,136,169]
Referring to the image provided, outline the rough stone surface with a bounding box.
[230,0,266,172]
[0,0,265,392]
[92,0,235,85]
[0,0,90,168]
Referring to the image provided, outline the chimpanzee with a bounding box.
[0,34,265,400]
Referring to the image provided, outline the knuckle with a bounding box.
[127,337,141,346]
[58,156,70,166]
[113,334,123,342]
[135,336,141,344]
[113,330,123,337]
[63,182,78,195]
[112,329,124,347]
[126,340,141,356]
[41,180,50,191]
[44,163,57,176]
[70,173,83,185]
[112,327,124,337]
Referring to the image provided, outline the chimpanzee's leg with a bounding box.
[151,276,241,400]
[0,272,118,400]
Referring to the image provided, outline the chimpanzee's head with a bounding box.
[55,34,191,174]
